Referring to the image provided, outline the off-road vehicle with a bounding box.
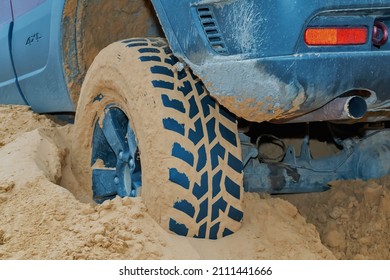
[1,0,390,239]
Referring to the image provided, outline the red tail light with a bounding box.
[305,27,368,46]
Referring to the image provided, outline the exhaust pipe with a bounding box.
[287,96,367,123]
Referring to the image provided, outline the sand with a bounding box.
[0,105,387,260]
[284,177,390,259]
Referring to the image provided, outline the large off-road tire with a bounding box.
[72,38,244,239]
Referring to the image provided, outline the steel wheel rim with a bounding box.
[90,105,141,203]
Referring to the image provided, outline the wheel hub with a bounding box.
[90,106,141,203]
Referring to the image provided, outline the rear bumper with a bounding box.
[190,51,390,122]
[152,0,390,122]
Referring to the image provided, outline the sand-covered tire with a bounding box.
[72,38,244,239]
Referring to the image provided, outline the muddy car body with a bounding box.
[1,0,390,239]
[2,0,390,120]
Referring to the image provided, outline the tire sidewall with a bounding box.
[72,43,175,224]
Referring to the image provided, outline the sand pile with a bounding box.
[284,177,390,259]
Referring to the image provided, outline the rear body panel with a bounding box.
[151,0,390,122]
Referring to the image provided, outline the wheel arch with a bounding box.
[62,0,164,108]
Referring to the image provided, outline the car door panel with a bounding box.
[11,0,74,113]
[11,0,50,78]
[0,0,27,105]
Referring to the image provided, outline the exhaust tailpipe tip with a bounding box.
[284,96,368,123]
[345,96,368,119]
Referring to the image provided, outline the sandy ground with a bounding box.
[0,105,387,260]
[284,177,390,260]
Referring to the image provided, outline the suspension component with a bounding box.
[241,129,390,194]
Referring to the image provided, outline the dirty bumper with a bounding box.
[189,52,390,123]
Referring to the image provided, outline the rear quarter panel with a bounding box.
[151,0,390,122]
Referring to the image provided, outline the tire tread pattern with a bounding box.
[126,38,243,239]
